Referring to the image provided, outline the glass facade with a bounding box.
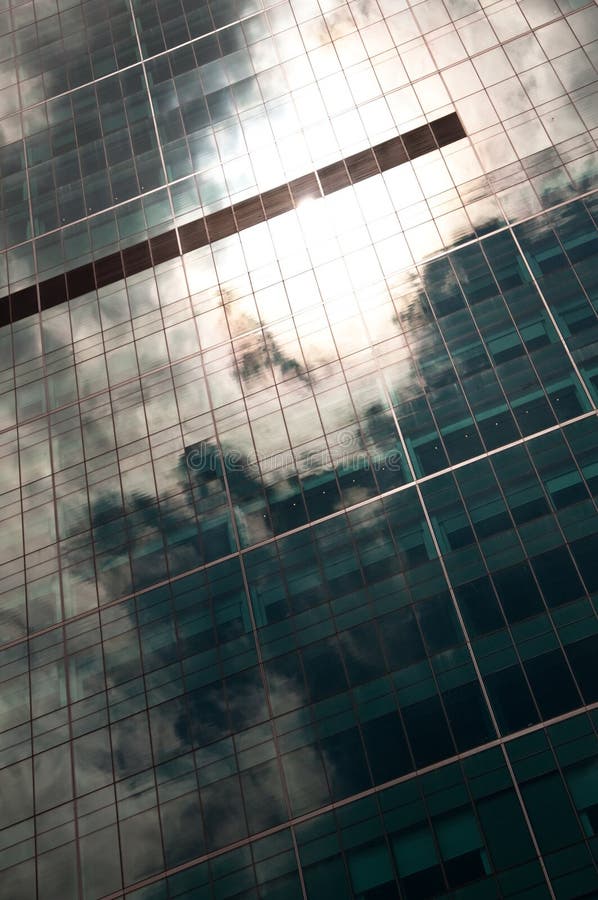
[0,0,597,898]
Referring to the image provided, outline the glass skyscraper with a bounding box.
[1,0,598,897]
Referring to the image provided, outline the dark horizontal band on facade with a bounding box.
[0,113,465,327]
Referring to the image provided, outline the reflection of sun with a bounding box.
[295,195,335,246]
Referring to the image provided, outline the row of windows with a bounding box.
[514,196,598,400]
[2,200,596,463]
[2,709,598,899]
[0,0,138,108]
[1,200,596,629]
[4,0,589,116]
[1,438,597,819]
[1,0,596,261]
[2,172,597,440]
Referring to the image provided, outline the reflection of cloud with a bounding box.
[111,713,153,780]
[119,805,164,884]
[252,665,333,816]
[0,181,588,641]
[1,0,597,272]
[0,756,32,828]
[0,200,518,629]
[1,6,597,893]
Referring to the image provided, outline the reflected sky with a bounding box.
[1,404,596,895]
[0,481,470,893]
[1,0,597,287]
[0,193,596,639]
[0,1,597,896]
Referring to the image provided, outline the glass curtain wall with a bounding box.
[0,0,597,898]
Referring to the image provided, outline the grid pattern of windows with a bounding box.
[1,0,598,898]
[1,0,597,291]
[1,196,597,630]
